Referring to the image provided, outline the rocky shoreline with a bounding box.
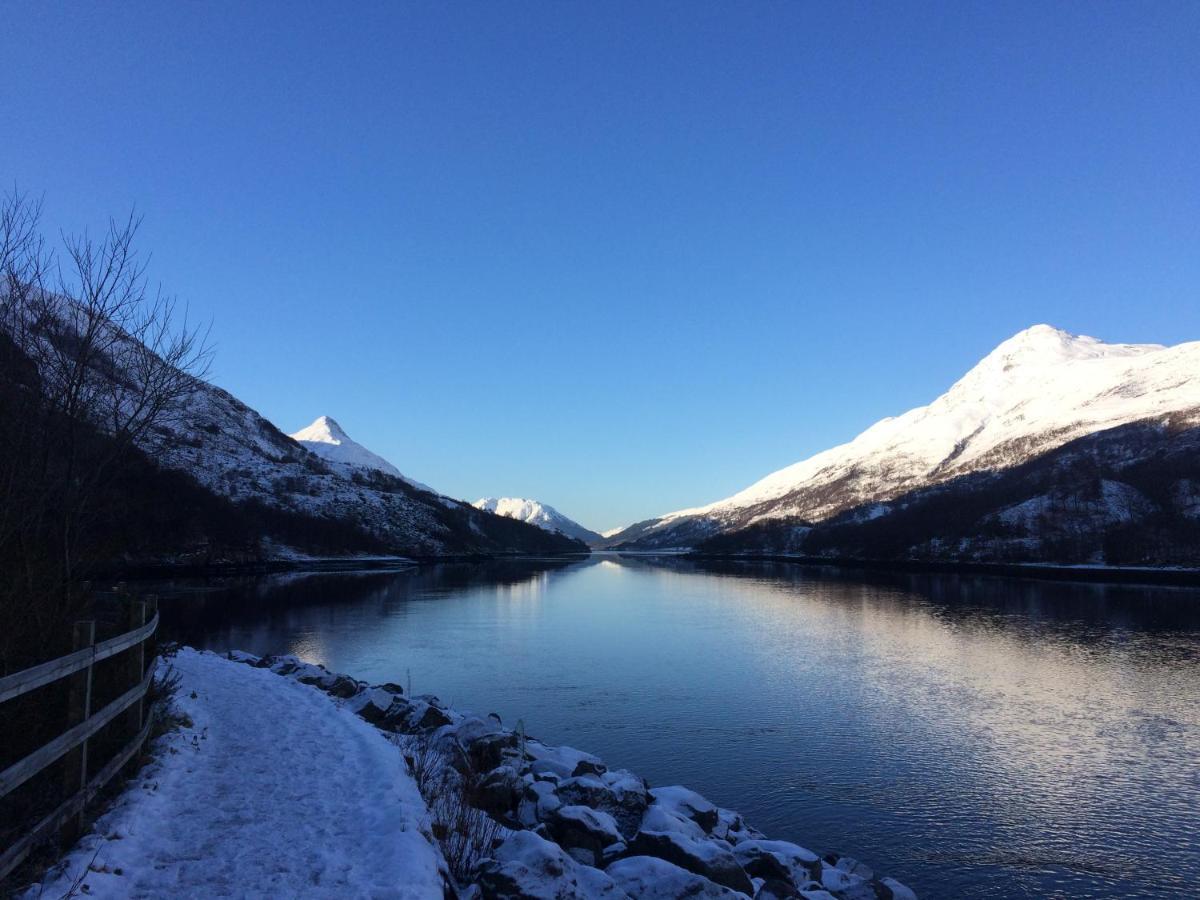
[225,650,918,900]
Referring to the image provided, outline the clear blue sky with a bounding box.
[3,2,1197,531]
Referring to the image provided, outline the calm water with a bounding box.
[156,555,1200,899]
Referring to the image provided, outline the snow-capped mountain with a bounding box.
[610,325,1200,558]
[289,416,433,493]
[473,498,602,545]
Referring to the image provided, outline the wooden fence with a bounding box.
[0,597,159,881]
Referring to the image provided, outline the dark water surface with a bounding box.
[156,555,1200,899]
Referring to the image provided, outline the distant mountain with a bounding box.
[290,415,433,492]
[473,497,602,545]
[144,386,588,560]
[610,325,1200,566]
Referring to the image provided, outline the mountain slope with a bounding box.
[700,420,1200,566]
[611,325,1200,555]
[149,389,587,559]
[289,416,434,493]
[472,498,602,545]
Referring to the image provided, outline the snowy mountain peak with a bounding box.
[611,325,1200,549]
[976,324,1158,372]
[289,416,433,492]
[291,415,350,446]
[473,497,600,545]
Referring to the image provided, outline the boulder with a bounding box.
[470,732,520,773]
[628,830,754,895]
[558,774,616,810]
[640,804,707,841]
[733,841,821,887]
[572,758,608,778]
[414,703,453,730]
[546,805,623,867]
[476,766,523,818]
[601,771,651,838]
[476,830,628,899]
[879,878,916,900]
[528,758,574,781]
[349,687,400,724]
[650,786,719,834]
[518,779,563,828]
[607,856,743,899]
[325,674,361,699]
[755,880,802,899]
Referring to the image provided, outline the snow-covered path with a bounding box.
[25,649,444,899]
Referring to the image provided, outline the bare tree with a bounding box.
[0,189,211,667]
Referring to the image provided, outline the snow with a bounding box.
[290,415,434,493]
[606,856,742,898]
[22,649,445,899]
[631,325,1200,538]
[473,496,599,543]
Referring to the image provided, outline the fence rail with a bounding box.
[0,597,159,882]
[0,612,159,704]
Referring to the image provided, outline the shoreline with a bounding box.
[92,550,594,581]
[226,649,920,899]
[683,552,1200,587]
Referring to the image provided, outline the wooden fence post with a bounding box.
[63,620,95,834]
[127,599,147,736]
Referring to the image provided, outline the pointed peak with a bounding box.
[289,415,350,446]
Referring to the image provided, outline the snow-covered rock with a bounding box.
[475,830,627,899]
[473,497,602,545]
[606,856,743,898]
[228,650,920,900]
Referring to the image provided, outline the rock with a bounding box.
[470,732,519,773]
[650,786,719,834]
[528,758,574,781]
[476,830,628,899]
[546,805,623,866]
[518,779,563,827]
[879,878,917,900]
[601,771,651,838]
[558,774,616,810]
[715,808,764,845]
[379,697,416,732]
[819,862,872,896]
[572,758,608,778]
[607,856,743,899]
[640,804,707,840]
[325,674,361,699]
[628,830,754,895]
[477,766,523,818]
[349,687,399,724]
[833,856,874,881]
[268,656,301,676]
[733,841,821,888]
[378,681,404,694]
[415,703,453,730]
[755,879,802,899]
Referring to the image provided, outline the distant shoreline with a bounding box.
[684,552,1200,587]
[95,550,594,581]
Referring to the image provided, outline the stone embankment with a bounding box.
[232,651,918,900]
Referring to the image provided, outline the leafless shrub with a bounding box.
[399,731,504,883]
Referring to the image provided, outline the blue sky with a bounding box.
[3,2,1197,531]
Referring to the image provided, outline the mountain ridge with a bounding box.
[607,324,1200,560]
[472,497,602,545]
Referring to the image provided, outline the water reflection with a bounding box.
[156,555,1200,899]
